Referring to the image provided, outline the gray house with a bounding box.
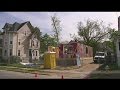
[0,21,40,63]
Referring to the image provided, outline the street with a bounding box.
[0,70,61,79]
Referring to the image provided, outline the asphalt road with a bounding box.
[0,70,60,79]
[0,70,92,79]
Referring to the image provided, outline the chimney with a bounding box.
[118,16,120,31]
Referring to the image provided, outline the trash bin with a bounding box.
[44,52,56,69]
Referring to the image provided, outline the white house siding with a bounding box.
[3,32,9,59]
[1,22,40,63]
[13,33,17,56]
[8,33,13,57]
[17,24,32,62]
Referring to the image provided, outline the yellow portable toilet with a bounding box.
[44,51,56,69]
[48,46,59,59]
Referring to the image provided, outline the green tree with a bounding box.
[34,27,42,40]
[108,29,120,61]
[33,27,42,55]
[76,19,111,56]
[51,14,62,46]
[40,33,57,53]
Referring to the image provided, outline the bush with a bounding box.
[0,56,7,63]
[32,58,39,64]
[9,56,22,64]
[0,63,7,66]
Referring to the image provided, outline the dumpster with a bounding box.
[44,52,56,69]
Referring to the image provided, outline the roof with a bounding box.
[2,21,40,40]
[9,22,21,31]
[2,21,33,32]
[2,23,13,29]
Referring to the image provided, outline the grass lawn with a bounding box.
[0,63,48,75]
[97,63,119,71]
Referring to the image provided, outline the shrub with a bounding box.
[0,56,7,63]
[33,58,39,64]
[9,56,22,64]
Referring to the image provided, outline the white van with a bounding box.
[93,52,107,63]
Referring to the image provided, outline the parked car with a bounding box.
[93,52,107,63]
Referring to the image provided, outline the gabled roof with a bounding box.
[2,21,41,40]
[9,22,21,31]
[2,23,13,29]
[2,21,34,32]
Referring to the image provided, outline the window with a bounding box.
[10,49,12,56]
[31,41,32,47]
[0,39,2,47]
[86,47,88,54]
[18,42,20,45]
[10,41,12,44]
[0,39,2,44]
[4,50,7,56]
[33,50,34,56]
[25,31,26,36]
[5,42,7,45]
[29,50,32,56]
[18,50,20,56]
[0,49,2,56]
[33,41,34,46]
[36,51,37,56]
[37,42,38,47]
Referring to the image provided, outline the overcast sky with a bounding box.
[0,12,120,42]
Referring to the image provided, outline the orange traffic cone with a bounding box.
[35,73,37,77]
[34,73,38,79]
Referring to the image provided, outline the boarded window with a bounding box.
[4,50,7,56]
[10,49,12,56]
[36,51,37,56]
[19,42,20,45]
[37,42,38,47]
[10,41,12,44]
[0,39,2,45]
[33,41,34,46]
[31,40,32,47]
[25,31,26,36]
[33,50,34,56]
[18,50,20,56]
[29,50,32,56]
